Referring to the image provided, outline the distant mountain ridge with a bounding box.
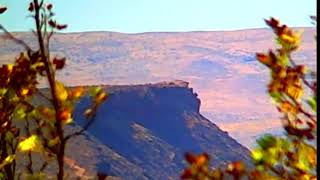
[0,27,316,147]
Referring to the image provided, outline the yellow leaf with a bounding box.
[55,81,68,101]
[251,149,263,162]
[7,64,13,73]
[0,88,7,96]
[0,155,15,170]
[18,135,43,152]
[20,88,29,96]
[48,136,60,147]
[286,85,303,100]
[4,155,15,164]
[280,34,295,44]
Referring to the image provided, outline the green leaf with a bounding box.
[307,96,317,112]
[22,173,46,180]
[13,106,27,120]
[0,172,4,180]
[88,86,102,97]
[48,137,60,147]
[0,88,7,96]
[278,138,291,150]
[278,54,289,66]
[256,134,277,149]
[269,92,282,103]
[5,131,14,142]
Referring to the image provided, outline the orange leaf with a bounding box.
[184,152,196,164]
[256,53,270,65]
[69,87,85,99]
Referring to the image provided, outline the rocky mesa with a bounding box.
[58,80,252,179]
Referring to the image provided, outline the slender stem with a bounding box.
[33,1,65,179]
[64,114,96,142]
[36,89,52,102]
[285,94,316,123]
[288,54,315,92]
[25,118,33,174]
[0,90,14,180]
[0,24,32,52]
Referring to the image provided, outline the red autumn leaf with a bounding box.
[181,168,193,179]
[0,6,7,14]
[47,4,53,11]
[48,19,56,28]
[256,53,270,65]
[268,50,277,62]
[0,64,11,75]
[265,17,279,29]
[53,57,66,70]
[56,24,68,30]
[295,65,307,74]
[277,24,287,36]
[97,172,108,180]
[184,152,196,164]
[58,108,72,122]
[284,125,314,140]
[28,2,34,12]
[306,121,316,129]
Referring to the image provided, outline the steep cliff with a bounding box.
[66,80,251,179]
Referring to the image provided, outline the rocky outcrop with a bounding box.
[68,81,251,179]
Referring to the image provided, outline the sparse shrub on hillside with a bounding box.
[181,17,317,180]
[0,1,107,179]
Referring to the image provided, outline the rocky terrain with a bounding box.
[63,81,251,179]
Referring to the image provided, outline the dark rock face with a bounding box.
[71,81,251,179]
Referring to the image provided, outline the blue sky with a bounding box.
[0,0,316,33]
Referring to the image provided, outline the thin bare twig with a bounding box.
[0,24,32,52]
[287,54,314,91]
[64,113,97,142]
[25,117,33,174]
[40,162,48,172]
[285,94,316,123]
[36,89,52,102]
